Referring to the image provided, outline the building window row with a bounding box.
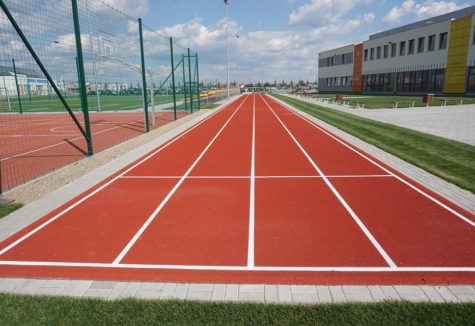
[319,52,354,68]
[325,76,353,87]
[364,32,448,61]
[362,69,445,93]
[467,66,475,93]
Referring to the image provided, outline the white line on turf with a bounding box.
[112,95,250,265]
[273,96,475,228]
[247,94,256,268]
[260,94,397,268]
[0,260,473,272]
[0,96,246,257]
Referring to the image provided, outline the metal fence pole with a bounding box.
[71,0,93,156]
[138,18,150,132]
[182,54,187,110]
[187,48,193,113]
[196,53,200,111]
[11,58,23,114]
[169,37,177,121]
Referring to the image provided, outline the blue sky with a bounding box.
[106,0,472,83]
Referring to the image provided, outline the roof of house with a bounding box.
[0,65,44,78]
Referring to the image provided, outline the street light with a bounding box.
[224,0,229,100]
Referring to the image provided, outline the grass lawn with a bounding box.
[0,203,22,219]
[310,94,475,109]
[0,294,473,325]
[273,94,475,193]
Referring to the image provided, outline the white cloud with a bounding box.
[383,0,469,23]
[288,0,373,27]
[102,0,150,18]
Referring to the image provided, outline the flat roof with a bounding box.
[369,5,475,40]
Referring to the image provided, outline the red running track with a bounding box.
[0,111,188,192]
[0,94,473,285]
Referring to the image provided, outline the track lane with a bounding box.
[265,94,475,267]
[120,95,253,265]
[254,94,389,267]
[0,97,247,263]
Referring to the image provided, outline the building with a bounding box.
[0,65,49,97]
[318,5,475,95]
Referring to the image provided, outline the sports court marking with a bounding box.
[0,94,473,284]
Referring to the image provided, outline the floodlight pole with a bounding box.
[225,0,230,101]
[11,58,22,114]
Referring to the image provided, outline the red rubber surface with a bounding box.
[0,94,473,285]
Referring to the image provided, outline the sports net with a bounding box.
[0,0,199,193]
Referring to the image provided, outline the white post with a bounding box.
[149,72,156,128]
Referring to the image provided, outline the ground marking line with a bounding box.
[273,96,475,228]
[120,174,394,180]
[0,97,246,256]
[247,95,256,268]
[260,94,397,268]
[0,117,145,162]
[112,95,251,265]
[0,260,473,272]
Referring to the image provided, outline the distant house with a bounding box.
[0,65,49,97]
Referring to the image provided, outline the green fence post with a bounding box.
[138,18,150,132]
[196,53,200,111]
[187,48,193,113]
[170,37,177,121]
[11,59,23,114]
[72,0,93,156]
[182,54,187,110]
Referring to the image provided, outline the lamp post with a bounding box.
[224,0,230,100]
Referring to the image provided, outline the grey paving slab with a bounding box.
[224,284,239,301]
[173,283,189,300]
[211,284,226,301]
[380,286,401,301]
[420,286,445,303]
[291,292,318,304]
[435,286,459,302]
[277,285,292,303]
[160,283,177,299]
[394,286,429,302]
[368,286,387,301]
[316,286,333,303]
[264,285,279,303]
[329,286,346,303]
[186,291,212,301]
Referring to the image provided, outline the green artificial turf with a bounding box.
[274,94,475,193]
[0,294,473,325]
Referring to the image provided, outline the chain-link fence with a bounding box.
[0,0,200,193]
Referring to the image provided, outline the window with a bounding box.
[400,41,406,56]
[439,32,448,50]
[418,37,425,53]
[383,44,389,58]
[473,26,475,44]
[364,49,368,61]
[390,43,397,57]
[376,46,381,59]
[370,48,375,60]
[408,39,415,55]
[428,34,436,51]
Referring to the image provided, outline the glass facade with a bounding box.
[467,66,475,93]
[362,69,445,93]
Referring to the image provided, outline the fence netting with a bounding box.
[0,0,200,193]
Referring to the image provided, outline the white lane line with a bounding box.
[272,96,475,228]
[1,117,144,162]
[0,97,246,257]
[0,260,473,272]
[112,95,250,265]
[260,94,397,268]
[247,94,256,268]
[120,174,394,179]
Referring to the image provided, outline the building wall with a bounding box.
[318,44,354,92]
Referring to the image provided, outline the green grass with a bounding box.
[0,294,473,325]
[311,94,475,109]
[0,203,22,219]
[0,94,176,113]
[199,103,219,110]
[274,94,475,193]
